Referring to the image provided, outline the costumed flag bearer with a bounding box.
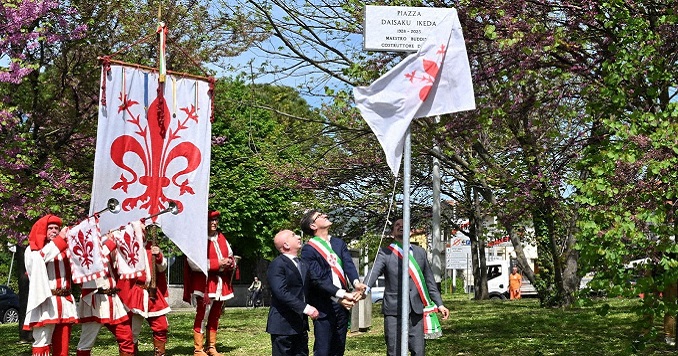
[183,210,236,356]
[117,223,171,356]
[24,214,78,356]
[76,226,136,356]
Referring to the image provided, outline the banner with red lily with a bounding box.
[91,64,211,274]
[112,221,146,279]
[67,216,106,283]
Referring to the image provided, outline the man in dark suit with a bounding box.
[266,229,320,356]
[364,219,450,356]
[300,210,366,356]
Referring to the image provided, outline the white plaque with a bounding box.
[363,6,455,52]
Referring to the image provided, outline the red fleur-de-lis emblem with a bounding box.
[117,230,141,267]
[71,229,94,269]
[110,89,201,218]
[404,44,446,102]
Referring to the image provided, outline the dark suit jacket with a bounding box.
[266,254,311,335]
[301,236,360,317]
[365,243,444,316]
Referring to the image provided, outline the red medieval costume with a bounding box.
[76,235,134,356]
[118,238,170,356]
[183,210,235,356]
[24,215,78,356]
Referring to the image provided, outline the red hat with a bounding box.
[209,211,220,219]
[28,214,62,251]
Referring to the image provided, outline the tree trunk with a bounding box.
[471,187,488,300]
[561,224,580,306]
[506,224,535,284]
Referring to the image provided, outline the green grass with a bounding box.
[2,295,676,355]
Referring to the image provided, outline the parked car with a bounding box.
[0,285,19,323]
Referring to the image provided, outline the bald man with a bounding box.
[266,230,319,356]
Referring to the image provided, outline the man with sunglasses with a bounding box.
[300,210,366,356]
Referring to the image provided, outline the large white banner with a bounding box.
[354,9,475,176]
[91,64,211,274]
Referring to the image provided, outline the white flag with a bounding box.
[91,64,211,275]
[353,9,475,176]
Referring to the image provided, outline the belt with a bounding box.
[96,287,120,295]
[135,280,149,290]
[51,288,71,296]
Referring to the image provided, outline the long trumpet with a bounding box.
[141,201,180,222]
[104,201,179,235]
[89,198,122,218]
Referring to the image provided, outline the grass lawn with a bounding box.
[1,295,676,355]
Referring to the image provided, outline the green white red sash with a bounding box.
[388,242,442,339]
[308,236,348,289]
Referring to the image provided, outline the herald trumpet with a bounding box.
[141,200,180,222]
[89,198,121,218]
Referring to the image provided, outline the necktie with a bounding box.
[293,257,302,274]
[294,257,305,301]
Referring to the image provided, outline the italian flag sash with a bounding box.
[388,242,442,339]
[307,236,348,289]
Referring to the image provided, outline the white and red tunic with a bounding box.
[117,242,171,317]
[183,232,234,302]
[23,237,78,329]
[77,238,128,324]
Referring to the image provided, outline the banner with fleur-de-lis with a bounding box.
[67,216,106,283]
[112,220,146,279]
[353,9,475,176]
[91,64,211,275]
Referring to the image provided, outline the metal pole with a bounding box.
[7,252,15,285]
[167,254,171,284]
[400,127,411,356]
[363,246,369,276]
[431,116,443,284]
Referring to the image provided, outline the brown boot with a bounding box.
[154,338,166,356]
[194,331,208,356]
[133,342,139,356]
[120,351,134,356]
[205,330,224,356]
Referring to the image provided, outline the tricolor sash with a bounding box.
[388,242,442,339]
[307,236,348,289]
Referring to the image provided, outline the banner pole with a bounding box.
[400,126,412,356]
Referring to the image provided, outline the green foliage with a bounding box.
[208,79,321,261]
[573,0,678,330]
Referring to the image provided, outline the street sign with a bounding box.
[363,6,455,52]
[446,245,471,270]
